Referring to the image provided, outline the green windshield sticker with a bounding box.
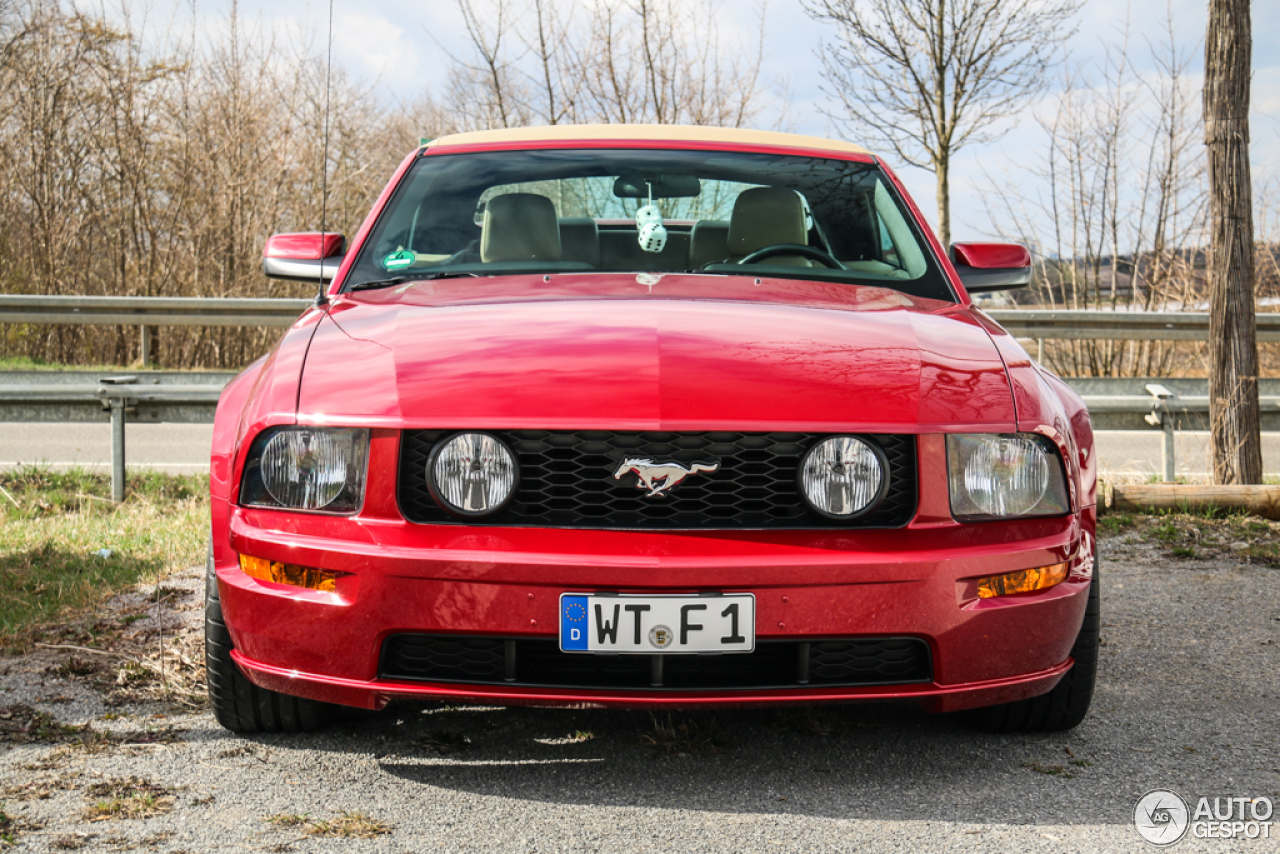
[382,249,415,271]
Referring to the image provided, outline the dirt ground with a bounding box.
[1,520,1277,853]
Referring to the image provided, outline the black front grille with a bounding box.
[379,634,932,690]
[397,430,916,529]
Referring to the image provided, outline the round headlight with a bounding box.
[427,432,518,517]
[962,435,1050,516]
[798,436,887,519]
[260,430,349,509]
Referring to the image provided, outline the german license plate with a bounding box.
[559,593,755,653]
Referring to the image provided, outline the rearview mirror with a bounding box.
[263,232,346,282]
[950,242,1032,293]
[612,174,701,199]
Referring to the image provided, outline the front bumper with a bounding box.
[214,498,1095,713]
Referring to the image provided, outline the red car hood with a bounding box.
[296,274,1015,432]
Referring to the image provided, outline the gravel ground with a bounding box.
[1,532,1278,854]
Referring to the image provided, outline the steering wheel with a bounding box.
[736,244,845,269]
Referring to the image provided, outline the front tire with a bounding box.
[204,543,332,733]
[964,559,1099,733]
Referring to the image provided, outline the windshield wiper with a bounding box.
[347,271,480,292]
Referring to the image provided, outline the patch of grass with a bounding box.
[414,729,472,754]
[82,777,175,822]
[0,802,41,847]
[0,802,14,846]
[1117,511,1280,566]
[1146,519,1181,543]
[2,773,79,803]
[0,355,134,372]
[265,814,308,828]
[1023,761,1075,779]
[1069,759,1094,767]
[0,467,207,651]
[0,705,181,754]
[0,705,86,745]
[52,656,100,678]
[303,812,392,838]
[216,745,258,759]
[641,713,731,756]
[1097,514,1135,535]
[264,812,391,839]
[1243,544,1280,567]
[772,707,842,736]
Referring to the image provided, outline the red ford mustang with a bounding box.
[205,125,1097,734]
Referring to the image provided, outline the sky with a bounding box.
[178,0,1279,244]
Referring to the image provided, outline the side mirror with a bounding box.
[950,242,1031,293]
[263,232,346,282]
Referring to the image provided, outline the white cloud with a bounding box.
[332,11,415,80]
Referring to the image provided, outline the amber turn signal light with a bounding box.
[976,562,1068,599]
[238,554,344,592]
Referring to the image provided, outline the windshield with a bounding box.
[344,148,954,301]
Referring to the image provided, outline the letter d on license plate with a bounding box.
[559,593,755,653]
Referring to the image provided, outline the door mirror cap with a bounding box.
[263,233,346,282]
[951,242,1032,292]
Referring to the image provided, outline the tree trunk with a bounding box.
[1204,0,1259,484]
[935,153,951,250]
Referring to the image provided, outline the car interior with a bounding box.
[345,148,955,301]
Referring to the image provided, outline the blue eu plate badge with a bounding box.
[560,595,589,651]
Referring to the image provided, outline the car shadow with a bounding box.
[235,699,1136,827]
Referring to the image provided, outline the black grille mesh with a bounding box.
[397,430,916,529]
[380,634,932,690]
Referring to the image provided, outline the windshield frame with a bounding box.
[339,144,958,303]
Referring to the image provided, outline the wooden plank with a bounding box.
[1111,484,1280,519]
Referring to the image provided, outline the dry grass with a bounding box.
[1102,509,1280,566]
[0,467,208,651]
[0,801,43,847]
[0,468,209,710]
[0,704,184,760]
[640,713,731,756]
[82,777,176,822]
[414,729,472,754]
[264,812,392,839]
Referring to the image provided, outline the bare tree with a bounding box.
[805,0,1080,247]
[980,15,1207,378]
[0,0,778,369]
[580,0,770,128]
[443,0,776,131]
[444,0,530,130]
[1204,0,1259,483]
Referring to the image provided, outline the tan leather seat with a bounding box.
[689,219,729,268]
[559,217,600,267]
[481,193,561,263]
[726,187,811,266]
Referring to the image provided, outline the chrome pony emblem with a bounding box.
[612,458,720,498]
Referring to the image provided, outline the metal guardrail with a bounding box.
[985,309,1280,341]
[0,294,311,327]
[0,295,311,364]
[1075,379,1280,480]
[0,372,235,500]
[1072,378,1280,430]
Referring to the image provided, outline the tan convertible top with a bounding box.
[427,124,873,157]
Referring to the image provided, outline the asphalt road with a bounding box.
[0,422,213,475]
[6,422,1280,480]
[1,533,1278,852]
